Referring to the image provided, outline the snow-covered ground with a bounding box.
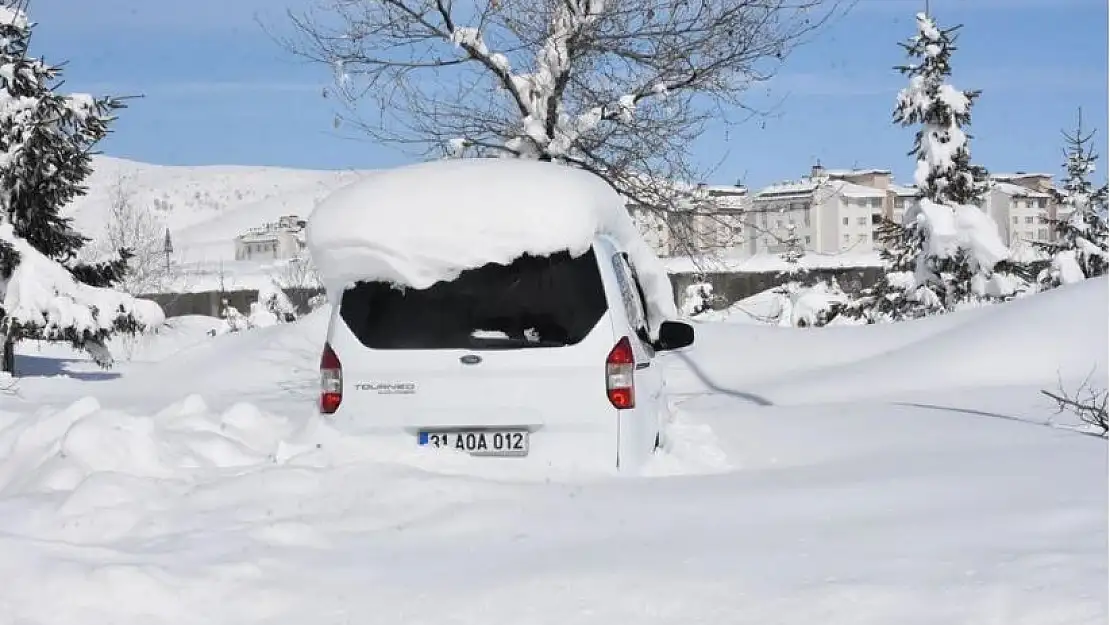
[1,275,1105,623]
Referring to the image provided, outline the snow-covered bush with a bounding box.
[208,300,251,336]
[0,6,163,372]
[681,281,715,317]
[207,284,299,337]
[773,280,850,328]
[257,281,298,324]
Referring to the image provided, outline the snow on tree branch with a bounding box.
[0,223,163,364]
[282,0,842,246]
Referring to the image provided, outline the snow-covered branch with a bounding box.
[0,223,164,366]
[282,0,841,246]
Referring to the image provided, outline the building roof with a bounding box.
[992,172,1053,181]
[830,180,886,198]
[704,184,748,195]
[889,184,919,197]
[992,181,1053,198]
[824,168,892,177]
[756,177,822,198]
[237,231,283,243]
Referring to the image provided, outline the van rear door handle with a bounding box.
[635,362,650,370]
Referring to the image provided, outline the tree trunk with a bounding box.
[1,336,14,375]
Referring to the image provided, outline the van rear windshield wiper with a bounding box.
[467,336,567,349]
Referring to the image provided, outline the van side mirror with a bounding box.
[655,320,694,351]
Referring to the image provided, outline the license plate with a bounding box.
[418,430,529,457]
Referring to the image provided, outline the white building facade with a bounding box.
[982,173,1059,253]
[234,215,308,261]
[746,166,906,256]
[624,166,1063,261]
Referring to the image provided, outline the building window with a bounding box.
[1012,216,1019,224]
[1024,216,1034,224]
[842,217,849,226]
[842,234,850,243]
[804,235,811,245]
[870,197,882,209]
[894,198,905,209]
[803,210,811,227]
[857,234,867,243]
[857,217,867,226]
[1037,228,1048,240]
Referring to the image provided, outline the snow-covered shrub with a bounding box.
[257,282,298,323]
[208,300,251,336]
[775,280,849,328]
[681,281,715,317]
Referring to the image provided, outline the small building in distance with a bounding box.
[234,215,307,261]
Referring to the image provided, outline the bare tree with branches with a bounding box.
[94,174,172,295]
[1043,369,1108,438]
[281,0,843,250]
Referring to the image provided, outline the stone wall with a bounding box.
[668,266,884,310]
[138,287,325,318]
[140,267,883,318]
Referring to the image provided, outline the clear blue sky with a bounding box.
[33,0,1109,190]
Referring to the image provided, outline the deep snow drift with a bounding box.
[0,279,1105,624]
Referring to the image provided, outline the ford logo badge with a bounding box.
[460,354,482,365]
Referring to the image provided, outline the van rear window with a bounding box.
[340,249,608,350]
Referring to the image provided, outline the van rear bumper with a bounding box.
[323,413,619,471]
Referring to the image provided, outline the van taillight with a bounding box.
[606,336,635,409]
[320,342,342,415]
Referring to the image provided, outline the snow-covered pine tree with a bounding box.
[832,215,928,323]
[1036,108,1109,288]
[848,12,1010,322]
[0,4,162,374]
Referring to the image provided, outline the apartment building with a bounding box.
[628,183,750,256]
[626,165,1064,260]
[982,172,1059,250]
[746,165,904,256]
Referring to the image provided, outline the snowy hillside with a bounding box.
[1,278,1105,624]
[64,156,374,292]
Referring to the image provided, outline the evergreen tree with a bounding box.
[836,215,937,323]
[0,4,161,373]
[842,12,1010,323]
[1036,108,1109,288]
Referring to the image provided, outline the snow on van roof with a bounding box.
[307,158,678,336]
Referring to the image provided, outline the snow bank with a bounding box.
[747,277,1109,404]
[308,158,677,335]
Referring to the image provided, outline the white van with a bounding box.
[318,234,695,471]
